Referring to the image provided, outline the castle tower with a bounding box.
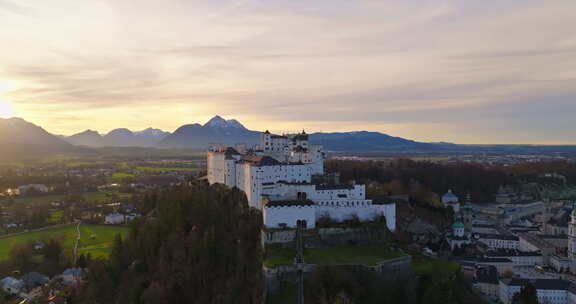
[261,130,271,151]
[568,209,576,273]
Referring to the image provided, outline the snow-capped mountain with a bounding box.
[159,116,258,149]
[134,128,170,138]
[203,115,247,130]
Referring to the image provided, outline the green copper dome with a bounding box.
[453,222,465,229]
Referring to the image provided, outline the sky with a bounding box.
[1,0,575,144]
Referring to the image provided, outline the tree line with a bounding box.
[73,182,264,304]
[326,159,576,204]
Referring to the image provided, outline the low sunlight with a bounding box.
[0,100,14,118]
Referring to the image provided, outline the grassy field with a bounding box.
[135,166,202,173]
[265,245,295,268]
[413,257,460,277]
[265,244,404,268]
[0,224,130,260]
[14,191,132,206]
[15,194,67,205]
[109,172,135,183]
[48,211,64,224]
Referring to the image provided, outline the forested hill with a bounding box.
[74,183,263,304]
[327,159,576,204]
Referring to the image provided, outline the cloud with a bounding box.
[0,0,30,15]
[0,0,575,143]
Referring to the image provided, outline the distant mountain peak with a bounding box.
[134,128,170,138]
[78,129,101,136]
[106,128,133,136]
[204,115,227,128]
[204,115,246,130]
[226,119,245,129]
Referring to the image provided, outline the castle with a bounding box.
[207,130,396,231]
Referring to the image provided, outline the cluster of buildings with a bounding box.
[441,190,576,304]
[0,268,83,301]
[207,130,396,232]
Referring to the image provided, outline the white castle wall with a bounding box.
[260,165,311,184]
[308,185,365,200]
[265,183,365,202]
[207,152,226,184]
[315,203,396,232]
[236,164,262,209]
[264,205,316,229]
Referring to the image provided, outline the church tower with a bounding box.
[568,208,576,273]
[461,193,473,230]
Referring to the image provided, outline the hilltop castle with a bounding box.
[207,130,396,231]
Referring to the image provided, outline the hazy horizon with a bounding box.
[1,1,576,144]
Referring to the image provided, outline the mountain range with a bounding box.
[61,115,452,151]
[65,128,170,147]
[3,116,576,158]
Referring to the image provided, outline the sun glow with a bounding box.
[0,81,18,94]
[0,100,15,119]
[0,81,18,118]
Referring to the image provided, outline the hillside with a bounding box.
[0,117,76,159]
[310,131,444,151]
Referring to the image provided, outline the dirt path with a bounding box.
[73,221,81,264]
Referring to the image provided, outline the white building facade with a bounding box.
[499,279,571,304]
[207,131,396,231]
[569,210,576,273]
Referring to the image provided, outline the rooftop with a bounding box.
[239,155,282,166]
[502,278,571,291]
[475,266,498,285]
[476,233,519,241]
[476,257,513,263]
[265,199,315,207]
[315,184,355,191]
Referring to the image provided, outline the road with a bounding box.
[73,220,81,264]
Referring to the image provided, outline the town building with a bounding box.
[544,208,571,235]
[477,233,520,250]
[447,221,471,250]
[473,266,499,298]
[551,255,571,273]
[486,250,543,267]
[568,209,576,273]
[207,131,396,231]
[104,213,137,225]
[475,257,514,275]
[0,277,23,295]
[442,190,460,213]
[499,278,571,304]
[17,184,49,195]
[518,232,559,264]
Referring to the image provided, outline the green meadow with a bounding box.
[264,244,405,268]
[14,191,132,206]
[0,224,130,260]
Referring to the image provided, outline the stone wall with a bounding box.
[264,225,392,246]
[264,256,414,298]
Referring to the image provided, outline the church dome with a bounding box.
[443,190,457,199]
[452,222,465,229]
